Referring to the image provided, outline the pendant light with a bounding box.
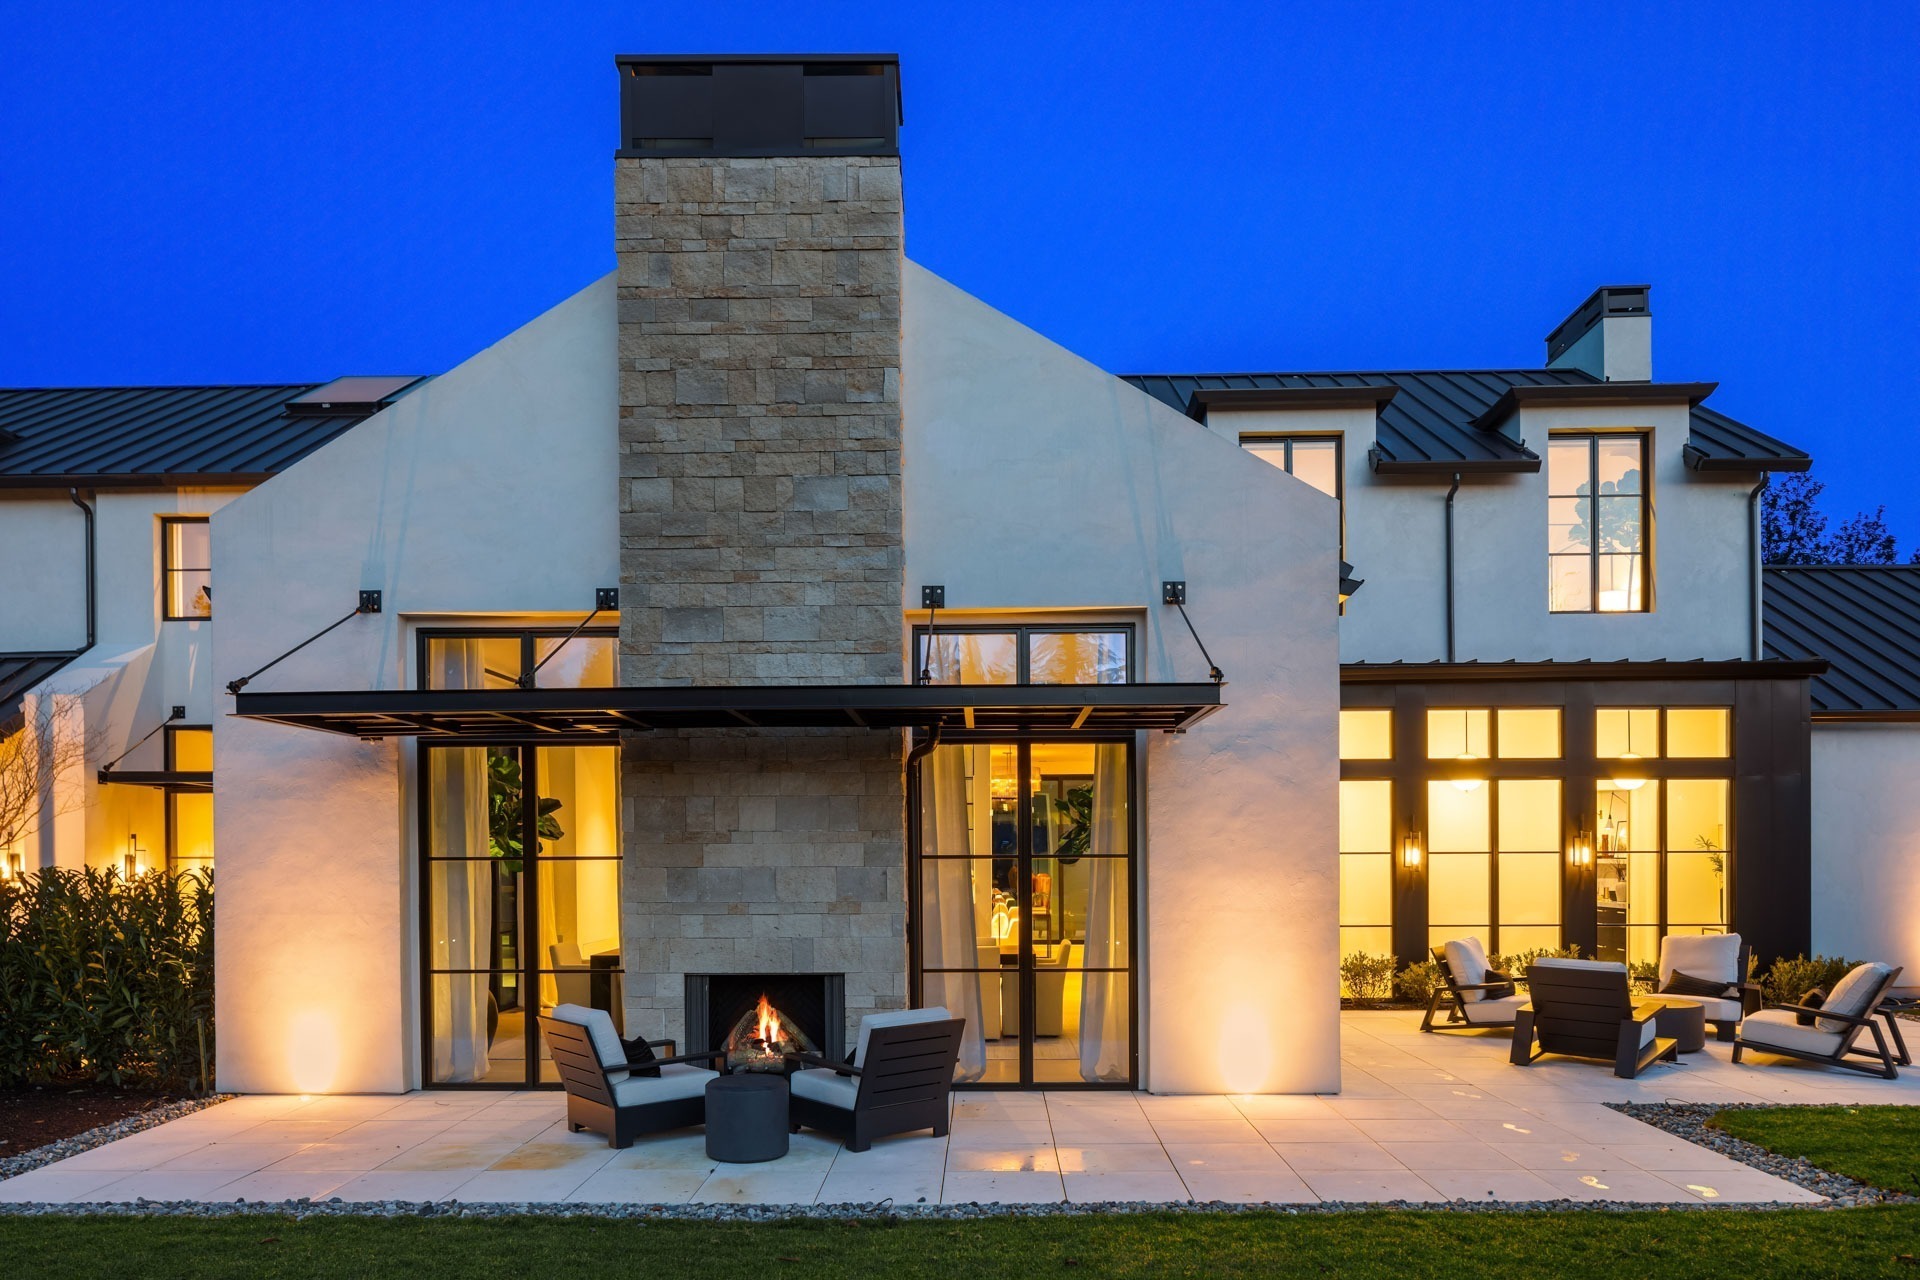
[1616,710,1647,792]
[1450,708,1483,792]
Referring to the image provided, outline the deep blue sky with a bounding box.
[3,4,1915,534]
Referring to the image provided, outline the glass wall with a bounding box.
[165,727,214,873]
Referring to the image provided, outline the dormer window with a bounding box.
[1548,433,1647,613]
[161,517,212,620]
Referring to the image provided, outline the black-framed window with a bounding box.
[1548,433,1648,614]
[160,517,212,620]
[913,624,1133,687]
[164,725,214,872]
[418,627,618,695]
[1241,434,1342,552]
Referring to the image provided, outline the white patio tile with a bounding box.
[1054,1144,1175,1174]
[829,1137,949,1171]
[1420,1169,1562,1202]
[565,1169,708,1203]
[213,1170,353,1203]
[453,1167,602,1202]
[1607,1143,1752,1172]
[1379,1141,1523,1172]
[1531,1168,1699,1202]
[1347,1114,1466,1143]
[1229,1094,1340,1121]
[152,1142,314,1172]
[375,1138,526,1172]
[946,1119,1056,1147]
[1299,1171,1446,1203]
[324,1170,474,1202]
[692,1169,827,1204]
[1485,1142,1646,1172]
[1248,1118,1366,1144]
[1134,1094,1242,1120]
[940,1170,1066,1203]
[946,1145,1061,1173]
[86,1170,262,1202]
[0,1168,133,1202]
[1654,1168,1825,1205]
[266,1141,425,1171]
[1162,1142,1291,1172]
[816,1169,944,1206]
[42,1140,210,1171]
[1320,1096,1437,1121]
[1268,1141,1403,1173]
[1147,1119,1265,1144]
[1444,1117,1577,1144]
[1062,1171,1190,1203]
[604,1134,718,1172]
[1178,1170,1319,1203]
[224,1119,359,1143]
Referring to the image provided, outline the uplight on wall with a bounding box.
[1402,827,1424,869]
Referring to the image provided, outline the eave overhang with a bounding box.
[1185,385,1398,422]
[231,683,1227,741]
[1470,382,1720,432]
[1682,443,1812,474]
[96,770,213,793]
[1367,448,1541,476]
[1341,658,1828,684]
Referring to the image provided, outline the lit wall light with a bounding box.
[124,835,147,881]
[1402,827,1423,868]
[1569,828,1594,867]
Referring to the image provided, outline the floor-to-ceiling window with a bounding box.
[419,627,621,1088]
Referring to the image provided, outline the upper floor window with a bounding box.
[161,517,212,620]
[1240,435,1340,500]
[1548,433,1647,614]
[915,626,1131,685]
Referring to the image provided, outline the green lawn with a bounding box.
[2,1209,1919,1280]
[1711,1105,1920,1198]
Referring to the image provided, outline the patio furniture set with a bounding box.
[1423,933,1910,1081]
[539,1005,967,1158]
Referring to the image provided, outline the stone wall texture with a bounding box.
[614,154,907,1044]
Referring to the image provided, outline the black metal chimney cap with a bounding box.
[1546,285,1651,364]
[615,55,901,159]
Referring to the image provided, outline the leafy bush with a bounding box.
[1760,954,1857,1007]
[0,867,214,1090]
[1339,951,1396,1003]
[1394,958,1445,1004]
[1493,943,1584,983]
[1629,960,1660,993]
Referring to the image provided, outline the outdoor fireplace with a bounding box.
[684,973,846,1073]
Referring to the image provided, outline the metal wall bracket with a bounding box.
[171,705,185,720]
[1161,581,1223,684]
[1161,581,1186,606]
[921,585,945,609]
[358,590,383,614]
[596,587,620,612]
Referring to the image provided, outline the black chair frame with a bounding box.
[539,1015,726,1149]
[1421,946,1519,1033]
[786,1018,964,1153]
[1732,966,1909,1080]
[1658,941,1764,1042]
[1510,962,1677,1079]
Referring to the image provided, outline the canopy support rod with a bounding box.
[226,591,382,695]
[518,588,618,689]
[98,704,183,773]
[1162,581,1224,684]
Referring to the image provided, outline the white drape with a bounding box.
[1078,743,1130,1082]
[921,745,988,1080]
[429,640,494,1084]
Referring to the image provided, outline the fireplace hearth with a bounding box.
[685,973,846,1071]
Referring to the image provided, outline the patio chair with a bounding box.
[1510,958,1678,1079]
[1733,963,1909,1079]
[785,1007,965,1152]
[1655,933,1762,1042]
[539,1004,724,1148]
[1421,937,1528,1033]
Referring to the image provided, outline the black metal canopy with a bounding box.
[231,683,1225,741]
[96,770,213,794]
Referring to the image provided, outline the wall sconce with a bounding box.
[1569,828,1594,868]
[124,835,147,881]
[1402,827,1423,868]
[0,851,20,880]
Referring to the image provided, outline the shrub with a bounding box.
[1493,943,1583,983]
[1628,960,1660,993]
[1760,954,1857,1007]
[1394,958,1444,1004]
[1339,951,1396,1003]
[0,867,214,1091]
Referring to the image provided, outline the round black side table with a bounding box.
[704,1073,790,1163]
[1645,998,1708,1053]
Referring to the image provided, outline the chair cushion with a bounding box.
[1442,939,1489,1001]
[1742,1008,1845,1057]
[1659,933,1741,988]
[1461,993,1529,1025]
[610,1062,714,1107]
[1662,970,1736,999]
[854,1006,954,1067]
[1676,995,1743,1024]
[1817,963,1893,1033]
[550,1003,628,1083]
[1533,957,1628,973]
[619,1034,660,1079]
[790,1066,860,1110]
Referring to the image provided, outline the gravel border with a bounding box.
[0,1095,233,1182]
[1608,1101,1918,1209]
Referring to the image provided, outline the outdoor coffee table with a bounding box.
[1642,997,1708,1053]
[705,1072,790,1163]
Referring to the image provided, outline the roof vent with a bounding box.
[1545,286,1651,382]
[285,376,424,416]
[616,55,900,158]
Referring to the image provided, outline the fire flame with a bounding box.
[753,994,782,1051]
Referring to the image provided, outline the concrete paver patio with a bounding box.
[4,1011,1914,1208]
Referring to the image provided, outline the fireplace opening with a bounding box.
[685,973,846,1072]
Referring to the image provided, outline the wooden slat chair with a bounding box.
[785,1007,965,1153]
[539,1004,724,1148]
[1510,958,1677,1079]
[1655,933,1763,1042]
[1421,938,1528,1033]
[1734,963,1908,1079]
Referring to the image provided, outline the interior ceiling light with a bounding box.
[1616,712,1648,791]
[1450,710,1483,791]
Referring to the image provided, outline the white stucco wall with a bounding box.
[903,262,1341,1093]
[1201,401,1758,663]
[212,275,618,1093]
[1810,724,1920,984]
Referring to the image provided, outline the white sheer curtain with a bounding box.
[429,640,494,1084]
[920,744,989,1081]
[1078,743,1130,1082]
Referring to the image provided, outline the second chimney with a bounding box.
[1546,285,1651,382]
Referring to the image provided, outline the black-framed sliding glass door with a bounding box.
[914,739,1135,1088]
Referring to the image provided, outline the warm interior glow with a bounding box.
[1450,755,1484,792]
[1614,754,1647,791]
[288,1009,342,1094]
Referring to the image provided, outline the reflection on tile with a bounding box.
[947,1145,1060,1173]
[940,1170,1066,1204]
[1054,1144,1174,1174]
[214,1170,352,1203]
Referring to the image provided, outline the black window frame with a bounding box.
[163,724,214,874]
[1548,432,1650,615]
[159,516,212,621]
[1238,433,1344,556]
[911,623,1137,687]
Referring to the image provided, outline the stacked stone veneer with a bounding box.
[614,154,907,1045]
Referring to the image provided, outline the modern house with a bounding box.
[1,55,1911,1098]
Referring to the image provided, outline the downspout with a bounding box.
[901,723,943,1006]
[1444,473,1460,663]
[1748,475,1769,660]
[67,488,95,653]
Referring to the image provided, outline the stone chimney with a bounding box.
[1546,285,1652,382]
[613,56,908,1045]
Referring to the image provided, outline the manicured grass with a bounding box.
[2,1209,1920,1279]
[1711,1106,1920,1197]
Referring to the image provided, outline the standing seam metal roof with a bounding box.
[0,384,391,482]
[1763,566,1920,715]
[1120,369,1808,472]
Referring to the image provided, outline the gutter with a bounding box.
[1748,476,1768,660]
[1444,473,1460,662]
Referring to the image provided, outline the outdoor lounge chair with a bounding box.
[1733,963,1910,1079]
[785,1007,965,1152]
[1654,933,1762,1042]
[1421,937,1528,1033]
[539,1004,724,1148]
[1510,958,1678,1079]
